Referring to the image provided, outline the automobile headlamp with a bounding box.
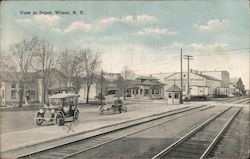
[51,109,55,114]
[39,109,44,113]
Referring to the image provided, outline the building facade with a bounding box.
[164,71,223,98]
[126,76,164,99]
[0,72,38,106]
[230,78,245,95]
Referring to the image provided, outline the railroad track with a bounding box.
[5,105,209,159]
[222,96,249,104]
[235,98,250,104]
[152,106,242,159]
[207,109,249,159]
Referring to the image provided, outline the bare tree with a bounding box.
[58,50,82,92]
[120,66,136,100]
[32,39,58,106]
[3,37,39,107]
[77,49,102,104]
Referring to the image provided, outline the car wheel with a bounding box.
[74,110,79,121]
[54,113,63,125]
[36,114,44,126]
[123,107,127,112]
[100,109,104,115]
[111,107,115,114]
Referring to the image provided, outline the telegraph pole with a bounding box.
[180,48,183,104]
[183,55,193,100]
[100,70,104,105]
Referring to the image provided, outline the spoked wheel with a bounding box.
[123,107,127,112]
[73,110,79,121]
[54,113,63,125]
[111,107,116,114]
[36,114,44,126]
[100,109,104,115]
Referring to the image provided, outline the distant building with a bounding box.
[0,71,38,106]
[166,84,181,104]
[0,69,67,106]
[164,71,224,98]
[163,70,246,98]
[103,73,124,96]
[201,70,230,88]
[126,75,164,99]
[78,77,99,103]
[230,78,245,95]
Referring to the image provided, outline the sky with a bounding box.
[1,0,249,88]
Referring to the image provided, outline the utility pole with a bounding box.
[180,48,183,104]
[184,55,193,100]
[100,70,104,105]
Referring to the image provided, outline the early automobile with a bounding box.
[98,95,127,115]
[35,93,80,126]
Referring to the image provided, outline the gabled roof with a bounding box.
[166,84,181,92]
[164,72,221,82]
[230,78,242,84]
[127,79,164,87]
[196,74,221,82]
[136,76,157,80]
[0,71,38,82]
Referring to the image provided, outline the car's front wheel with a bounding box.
[54,113,63,125]
[35,114,44,126]
[73,110,79,121]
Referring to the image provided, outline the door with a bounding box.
[167,92,173,104]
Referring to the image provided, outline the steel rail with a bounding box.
[151,106,232,159]
[200,107,242,159]
[60,105,210,159]
[15,105,208,159]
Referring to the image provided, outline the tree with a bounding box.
[120,66,136,100]
[32,39,58,105]
[4,37,39,107]
[77,49,102,104]
[58,50,82,92]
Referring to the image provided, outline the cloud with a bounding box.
[121,14,156,23]
[98,17,119,26]
[63,21,92,33]
[16,19,32,24]
[16,15,92,34]
[136,28,177,36]
[188,43,227,52]
[194,19,228,32]
[137,15,156,22]
[33,15,60,25]
[16,15,61,26]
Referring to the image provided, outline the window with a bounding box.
[145,89,149,94]
[132,89,134,94]
[168,93,172,98]
[156,89,159,94]
[136,89,138,94]
[31,91,35,99]
[2,90,4,99]
[11,83,16,89]
[175,93,179,99]
[140,89,143,94]
[152,89,154,94]
[11,90,16,99]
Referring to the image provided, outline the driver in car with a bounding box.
[114,97,123,113]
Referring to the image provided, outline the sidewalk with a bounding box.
[0,102,204,153]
